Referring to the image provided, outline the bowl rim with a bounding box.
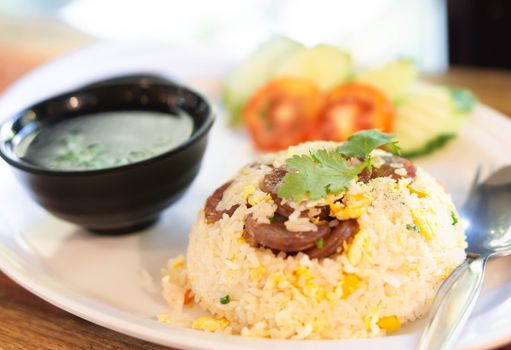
[0,77,215,177]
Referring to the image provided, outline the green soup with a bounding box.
[15,110,194,171]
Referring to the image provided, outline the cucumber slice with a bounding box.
[222,37,305,126]
[394,83,471,158]
[356,59,418,102]
[274,44,352,91]
[400,134,455,158]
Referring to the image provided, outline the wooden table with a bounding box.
[1,42,511,349]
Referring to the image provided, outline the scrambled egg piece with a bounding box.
[408,183,428,198]
[262,267,361,305]
[411,209,435,240]
[170,256,185,269]
[377,315,401,332]
[249,265,267,281]
[243,185,273,206]
[242,185,256,200]
[330,193,373,220]
[342,274,361,299]
[310,216,322,224]
[303,280,326,302]
[191,317,229,332]
[295,268,326,302]
[293,266,310,279]
[347,230,373,266]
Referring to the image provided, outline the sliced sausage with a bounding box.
[304,219,359,259]
[261,168,331,219]
[204,181,239,223]
[260,167,294,217]
[244,214,330,252]
[357,167,372,183]
[261,167,287,194]
[358,155,416,183]
[314,205,331,221]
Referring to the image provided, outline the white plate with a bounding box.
[1,42,511,350]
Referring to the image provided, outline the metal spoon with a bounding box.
[418,165,511,350]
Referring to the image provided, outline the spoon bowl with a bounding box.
[463,166,511,256]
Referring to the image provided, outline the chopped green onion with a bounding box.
[406,224,420,233]
[220,295,230,304]
[451,211,459,226]
[315,238,324,249]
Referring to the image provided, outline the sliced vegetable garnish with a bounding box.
[356,59,417,102]
[316,238,324,249]
[399,134,455,158]
[393,84,473,158]
[222,36,305,126]
[223,37,476,158]
[312,83,394,142]
[243,77,323,151]
[275,43,352,91]
[278,130,398,201]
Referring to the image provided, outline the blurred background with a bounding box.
[0,0,510,113]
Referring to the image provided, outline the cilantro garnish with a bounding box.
[220,295,230,304]
[337,129,400,160]
[277,130,399,201]
[451,211,459,226]
[315,238,324,249]
[406,224,420,233]
[278,149,365,201]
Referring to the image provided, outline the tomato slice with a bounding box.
[243,77,322,151]
[312,83,394,141]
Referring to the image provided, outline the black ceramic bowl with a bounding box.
[0,74,214,233]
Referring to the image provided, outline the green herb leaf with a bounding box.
[448,87,476,114]
[315,238,324,249]
[451,211,459,226]
[220,295,230,304]
[337,129,400,160]
[277,130,402,201]
[406,224,420,233]
[278,149,366,201]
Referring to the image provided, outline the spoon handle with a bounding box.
[417,256,488,350]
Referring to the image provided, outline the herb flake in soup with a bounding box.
[15,110,194,171]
